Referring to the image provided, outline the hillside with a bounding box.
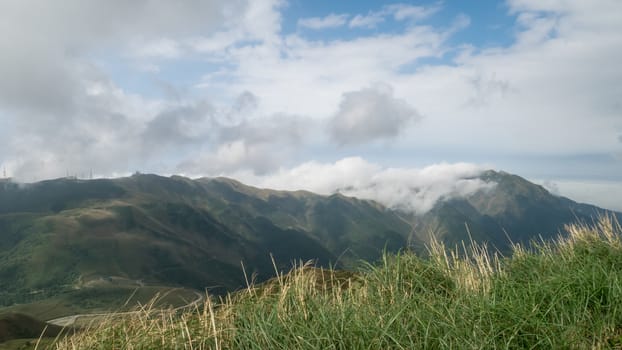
[0,171,618,317]
[0,313,63,344]
[0,174,411,311]
[51,217,622,349]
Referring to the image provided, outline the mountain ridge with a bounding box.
[0,170,619,316]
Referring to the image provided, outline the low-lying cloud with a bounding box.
[238,157,496,214]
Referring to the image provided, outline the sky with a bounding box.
[1,0,621,212]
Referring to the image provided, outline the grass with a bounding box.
[38,216,622,349]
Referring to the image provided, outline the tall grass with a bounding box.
[52,216,622,349]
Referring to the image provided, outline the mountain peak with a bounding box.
[1,169,620,316]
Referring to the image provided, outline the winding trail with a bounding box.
[47,290,204,327]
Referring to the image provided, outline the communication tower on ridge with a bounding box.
[1,167,11,183]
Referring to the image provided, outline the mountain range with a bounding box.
[0,170,618,314]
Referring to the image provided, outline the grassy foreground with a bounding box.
[50,216,622,349]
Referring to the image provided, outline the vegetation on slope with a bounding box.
[2,172,618,313]
[0,313,63,344]
[48,216,622,349]
[0,174,411,308]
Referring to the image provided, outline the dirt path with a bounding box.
[47,290,204,327]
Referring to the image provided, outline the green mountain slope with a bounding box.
[0,174,411,309]
[0,171,619,314]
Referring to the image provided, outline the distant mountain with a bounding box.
[409,170,618,251]
[0,171,618,311]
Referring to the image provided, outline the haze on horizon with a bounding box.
[0,0,621,211]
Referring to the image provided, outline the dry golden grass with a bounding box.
[47,215,622,349]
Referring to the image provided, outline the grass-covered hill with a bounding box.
[48,216,622,349]
[0,171,618,317]
[0,174,411,311]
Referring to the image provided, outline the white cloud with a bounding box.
[298,13,349,30]
[138,1,284,58]
[0,0,287,181]
[188,31,244,55]
[387,3,441,22]
[349,3,440,28]
[465,73,513,107]
[206,25,448,121]
[349,12,386,29]
[236,157,494,214]
[130,38,184,59]
[328,84,422,145]
[381,1,622,157]
[188,140,257,174]
[1,0,621,195]
[176,111,313,176]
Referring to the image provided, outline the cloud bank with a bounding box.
[236,158,495,214]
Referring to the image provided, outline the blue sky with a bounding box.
[1,0,621,212]
[285,0,516,48]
